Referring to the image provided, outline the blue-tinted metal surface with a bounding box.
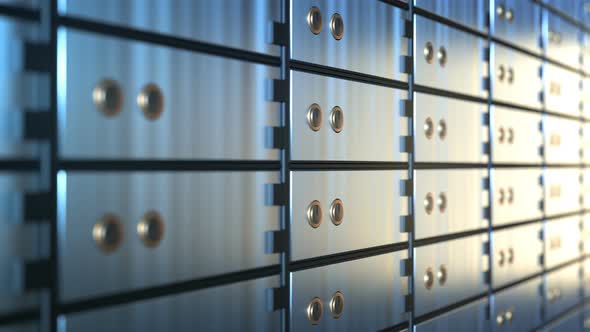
[415,0,487,32]
[492,277,543,332]
[415,298,488,331]
[492,0,541,53]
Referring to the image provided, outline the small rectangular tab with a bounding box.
[482,142,490,155]
[482,48,490,62]
[538,200,544,211]
[25,260,50,290]
[482,177,490,190]
[403,20,412,38]
[404,294,413,312]
[266,286,287,311]
[268,21,288,46]
[400,179,413,196]
[400,258,412,277]
[25,42,51,72]
[24,193,51,222]
[24,111,52,140]
[482,242,490,255]
[482,206,490,219]
[265,183,287,206]
[266,126,285,149]
[483,270,490,284]
[481,112,490,126]
[538,91,544,103]
[399,100,413,117]
[265,230,288,254]
[400,136,412,153]
[538,253,544,266]
[400,215,413,233]
[267,79,288,102]
[400,55,412,74]
[482,77,490,91]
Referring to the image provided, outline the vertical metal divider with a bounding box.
[486,0,494,330]
[281,1,291,331]
[408,1,416,330]
[49,0,58,331]
[539,4,549,324]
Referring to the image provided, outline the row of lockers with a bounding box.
[2,169,590,301]
[1,247,588,331]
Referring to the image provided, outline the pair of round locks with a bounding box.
[92,211,165,253]
[423,265,448,290]
[423,42,447,67]
[307,199,344,228]
[424,117,447,140]
[307,6,344,40]
[93,79,164,120]
[307,103,344,133]
[307,291,344,325]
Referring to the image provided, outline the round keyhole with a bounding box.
[137,83,164,120]
[507,127,514,144]
[307,6,323,35]
[497,65,505,82]
[330,198,344,226]
[507,67,514,84]
[437,46,447,67]
[498,188,505,205]
[498,249,505,266]
[496,4,505,17]
[507,247,514,264]
[424,42,434,64]
[507,187,514,204]
[307,103,323,131]
[330,106,344,133]
[93,214,124,253]
[330,13,344,40]
[137,210,165,248]
[306,297,323,325]
[437,264,448,286]
[424,193,434,215]
[93,79,124,117]
[438,119,447,140]
[424,117,434,139]
[496,314,505,326]
[505,8,514,21]
[504,309,513,322]
[329,291,344,319]
[498,127,505,143]
[438,192,447,213]
[424,267,434,289]
[307,200,323,229]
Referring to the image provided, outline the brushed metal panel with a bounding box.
[414,93,488,163]
[290,0,407,81]
[545,263,582,321]
[492,277,542,332]
[545,10,581,69]
[491,106,543,164]
[290,70,408,162]
[544,216,582,268]
[492,43,543,110]
[492,0,541,54]
[415,16,487,98]
[0,322,38,332]
[544,168,581,217]
[415,298,488,332]
[415,0,487,32]
[544,115,581,164]
[491,168,543,226]
[59,276,280,332]
[290,252,408,331]
[492,223,543,288]
[583,123,590,163]
[58,29,280,160]
[290,171,408,261]
[414,234,487,316]
[543,310,583,332]
[59,171,280,301]
[0,17,46,159]
[543,63,581,117]
[58,0,280,55]
[542,0,584,22]
[414,169,487,240]
[0,172,42,313]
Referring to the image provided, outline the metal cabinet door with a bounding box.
[59,276,280,332]
[492,44,543,110]
[543,310,583,332]
[543,64,581,117]
[58,29,280,160]
[492,277,543,332]
[414,169,487,239]
[545,10,581,68]
[414,234,487,316]
[0,16,46,159]
[290,0,407,81]
[492,107,543,164]
[544,115,581,164]
[290,171,408,261]
[543,168,581,217]
[544,216,582,268]
[290,71,408,161]
[414,16,487,98]
[0,172,44,314]
[545,263,582,321]
[290,252,408,331]
[58,171,280,302]
[492,223,543,288]
[415,0,487,32]
[492,0,541,54]
[414,93,488,163]
[414,298,488,332]
[59,0,280,56]
[491,168,543,226]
